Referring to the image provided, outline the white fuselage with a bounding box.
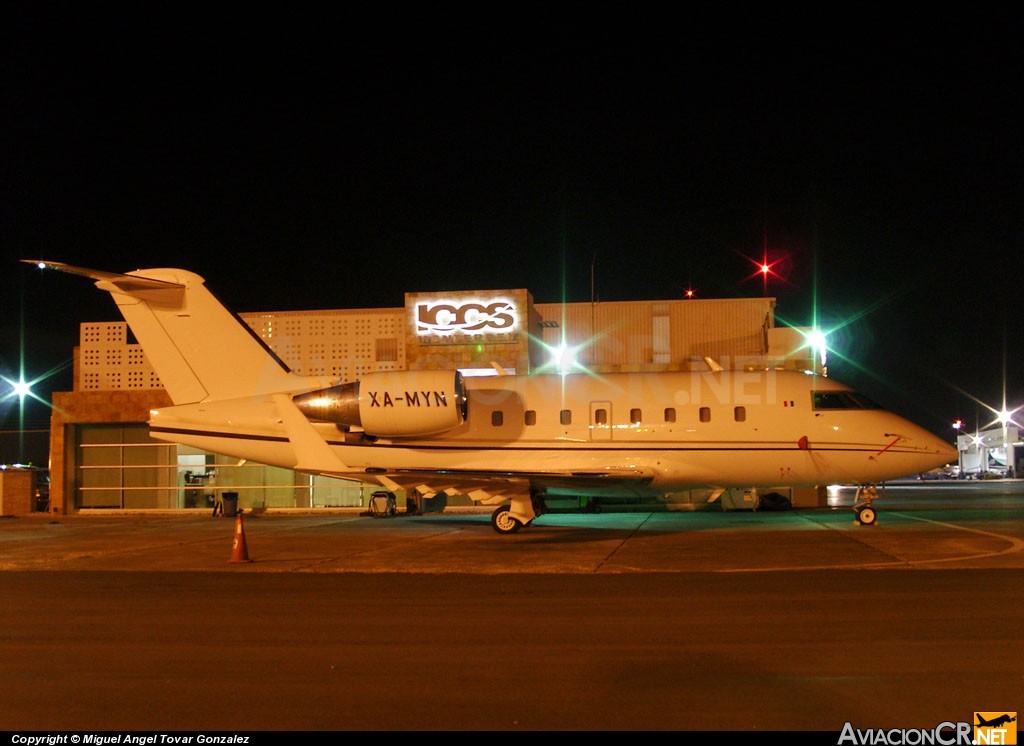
[33,261,956,526]
[148,369,956,498]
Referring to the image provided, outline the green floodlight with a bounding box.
[803,328,828,367]
[13,378,31,400]
[554,344,579,377]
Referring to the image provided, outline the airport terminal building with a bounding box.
[41,288,818,515]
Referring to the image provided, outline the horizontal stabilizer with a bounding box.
[22,260,186,305]
[26,259,324,404]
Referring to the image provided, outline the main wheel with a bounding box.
[491,506,523,534]
[856,506,877,526]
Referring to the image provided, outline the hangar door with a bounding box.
[71,423,370,510]
[74,424,177,509]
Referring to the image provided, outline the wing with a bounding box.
[273,393,656,502]
[354,467,657,505]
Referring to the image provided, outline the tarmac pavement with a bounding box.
[1,481,1022,573]
[2,481,1022,731]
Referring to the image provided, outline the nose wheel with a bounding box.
[853,484,880,526]
[854,504,877,526]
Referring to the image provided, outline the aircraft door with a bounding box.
[590,401,612,441]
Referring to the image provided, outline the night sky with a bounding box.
[3,12,1022,445]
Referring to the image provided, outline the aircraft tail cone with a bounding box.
[230,513,252,564]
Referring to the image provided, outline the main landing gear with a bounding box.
[853,483,880,526]
[490,491,547,534]
[490,506,524,534]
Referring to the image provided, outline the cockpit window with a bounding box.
[812,391,881,410]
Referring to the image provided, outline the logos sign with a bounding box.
[414,296,519,346]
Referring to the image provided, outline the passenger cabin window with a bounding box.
[734,406,746,422]
[524,410,536,426]
[699,407,711,423]
[664,407,676,423]
[491,411,503,427]
[812,391,881,410]
[594,409,607,425]
[560,409,572,426]
[630,408,642,424]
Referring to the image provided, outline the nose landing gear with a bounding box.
[853,484,880,526]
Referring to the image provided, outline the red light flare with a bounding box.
[739,248,791,295]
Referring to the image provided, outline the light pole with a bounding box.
[953,419,964,478]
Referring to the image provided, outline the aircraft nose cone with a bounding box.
[922,433,958,467]
[903,426,957,470]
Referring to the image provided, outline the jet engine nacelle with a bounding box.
[292,370,468,438]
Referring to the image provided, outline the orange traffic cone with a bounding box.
[230,512,252,563]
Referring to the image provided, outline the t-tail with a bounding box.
[23,260,330,404]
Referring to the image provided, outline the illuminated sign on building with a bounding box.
[415,297,520,345]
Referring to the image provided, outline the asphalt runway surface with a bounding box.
[1,481,1022,732]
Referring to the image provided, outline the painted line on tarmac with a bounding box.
[898,513,1024,565]
[721,511,1024,573]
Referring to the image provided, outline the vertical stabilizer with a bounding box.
[26,261,311,404]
